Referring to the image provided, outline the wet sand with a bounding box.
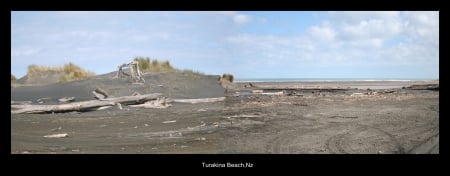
[11,78,439,154]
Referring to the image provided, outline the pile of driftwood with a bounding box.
[11,88,226,114]
[11,93,162,114]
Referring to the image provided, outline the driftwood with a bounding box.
[260,91,284,96]
[93,88,109,99]
[37,97,52,104]
[405,84,439,91]
[116,61,145,83]
[11,93,161,114]
[58,97,75,103]
[172,97,225,104]
[129,97,172,109]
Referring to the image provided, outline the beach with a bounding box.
[11,74,439,154]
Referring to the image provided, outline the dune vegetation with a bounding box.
[221,73,234,83]
[133,57,207,78]
[134,57,176,73]
[26,63,95,82]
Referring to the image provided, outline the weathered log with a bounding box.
[58,97,75,103]
[11,93,161,114]
[260,91,284,96]
[129,97,171,109]
[93,88,109,99]
[172,97,225,104]
[37,97,52,104]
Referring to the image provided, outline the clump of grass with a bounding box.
[133,57,176,73]
[133,56,211,79]
[218,73,235,88]
[26,63,95,82]
[221,73,234,83]
[151,60,158,67]
[27,64,61,77]
[160,61,174,70]
[134,57,151,71]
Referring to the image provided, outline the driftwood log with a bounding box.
[92,87,109,99]
[172,97,225,104]
[11,93,161,114]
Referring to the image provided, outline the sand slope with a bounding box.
[11,71,225,103]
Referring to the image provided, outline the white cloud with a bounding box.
[11,46,42,57]
[233,14,251,24]
[329,11,400,24]
[192,11,252,24]
[401,11,439,46]
[307,24,336,41]
[227,11,438,70]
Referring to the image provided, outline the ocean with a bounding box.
[234,78,437,83]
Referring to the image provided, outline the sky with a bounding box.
[11,11,439,79]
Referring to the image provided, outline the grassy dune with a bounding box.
[26,63,95,82]
[133,57,207,79]
[134,57,176,73]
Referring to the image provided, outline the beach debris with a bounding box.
[50,126,62,131]
[97,105,113,110]
[11,93,161,114]
[225,114,263,119]
[173,97,226,104]
[162,120,177,124]
[36,97,52,104]
[329,115,358,119]
[58,97,75,103]
[116,60,146,83]
[244,83,257,88]
[117,103,123,110]
[351,93,365,96]
[195,137,206,141]
[285,90,303,96]
[405,84,439,91]
[197,108,207,112]
[252,90,263,93]
[129,97,171,109]
[260,91,284,96]
[383,90,396,94]
[366,89,378,95]
[44,133,68,138]
[93,87,109,100]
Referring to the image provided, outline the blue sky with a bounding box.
[11,11,439,79]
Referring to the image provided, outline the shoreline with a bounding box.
[235,80,439,90]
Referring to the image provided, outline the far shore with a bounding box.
[236,80,439,90]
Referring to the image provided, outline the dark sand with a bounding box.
[11,75,439,154]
